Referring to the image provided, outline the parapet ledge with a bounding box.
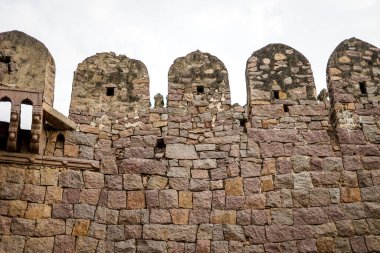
[0,151,99,170]
[43,102,77,130]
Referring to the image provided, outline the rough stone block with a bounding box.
[340,187,361,203]
[59,170,84,188]
[143,224,198,242]
[106,224,125,241]
[52,203,73,219]
[294,207,328,225]
[83,171,104,188]
[75,236,98,252]
[45,186,63,204]
[179,191,193,209]
[35,218,65,236]
[73,203,96,219]
[189,210,210,224]
[210,210,236,224]
[62,188,81,204]
[240,161,261,177]
[166,144,198,159]
[225,177,243,196]
[147,176,168,189]
[10,218,35,236]
[160,189,178,209]
[292,155,310,172]
[79,188,100,205]
[0,182,23,200]
[127,191,146,209]
[137,240,167,253]
[170,209,189,224]
[53,235,75,253]
[24,203,51,219]
[150,209,171,224]
[244,225,266,244]
[88,222,107,240]
[125,225,142,239]
[193,191,212,209]
[108,191,127,209]
[40,168,59,186]
[8,200,27,217]
[119,158,167,175]
[244,194,266,209]
[24,237,54,253]
[243,177,260,195]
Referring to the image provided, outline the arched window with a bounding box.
[20,99,33,130]
[0,97,12,150]
[55,133,65,156]
[0,97,11,122]
[18,99,33,152]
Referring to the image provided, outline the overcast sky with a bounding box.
[1,0,380,116]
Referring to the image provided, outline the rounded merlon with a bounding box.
[246,43,316,104]
[0,30,55,106]
[69,52,150,116]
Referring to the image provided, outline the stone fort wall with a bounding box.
[0,31,379,252]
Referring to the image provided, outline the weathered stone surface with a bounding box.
[35,218,65,236]
[240,161,261,177]
[59,170,84,188]
[193,191,212,209]
[244,225,266,244]
[159,189,178,209]
[108,191,127,209]
[119,158,167,175]
[83,171,104,188]
[210,210,236,224]
[53,235,75,253]
[72,219,90,236]
[75,236,98,252]
[291,155,310,172]
[1,34,380,251]
[0,235,25,253]
[225,177,243,196]
[127,191,146,209]
[166,144,198,159]
[248,129,300,143]
[143,224,198,242]
[137,240,167,253]
[10,218,35,236]
[24,203,51,219]
[294,207,328,225]
[24,237,54,253]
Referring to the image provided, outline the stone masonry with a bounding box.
[0,31,379,252]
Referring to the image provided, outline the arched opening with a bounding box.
[55,133,65,156]
[0,97,12,151]
[18,99,33,152]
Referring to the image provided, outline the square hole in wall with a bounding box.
[359,82,367,95]
[0,56,10,64]
[106,87,115,96]
[273,90,280,99]
[284,104,290,112]
[197,85,204,93]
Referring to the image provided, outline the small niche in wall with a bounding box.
[197,85,204,93]
[0,56,11,64]
[239,118,247,127]
[284,104,290,113]
[54,133,65,156]
[106,87,115,96]
[156,138,166,150]
[359,82,367,95]
[273,90,280,99]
